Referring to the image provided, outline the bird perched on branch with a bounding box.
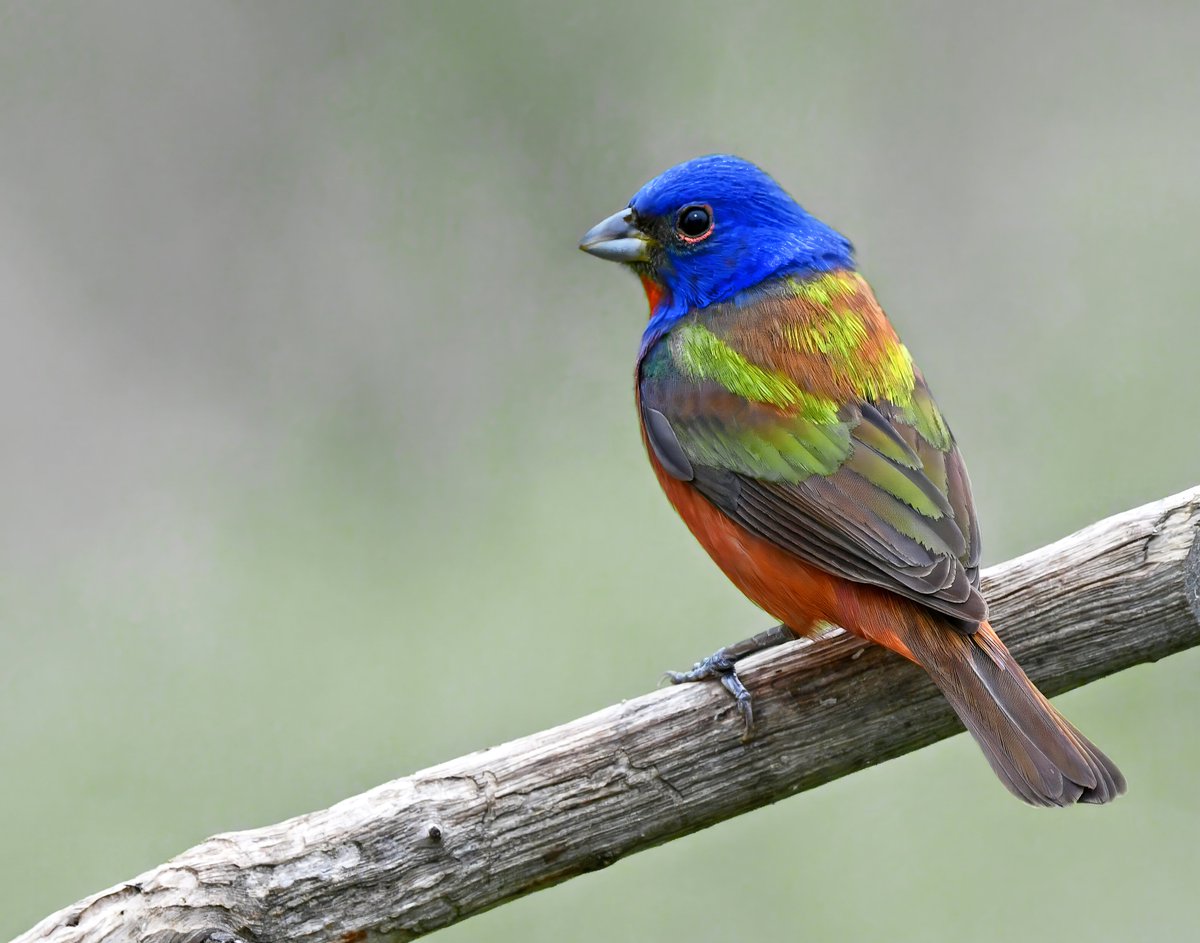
[580,155,1124,805]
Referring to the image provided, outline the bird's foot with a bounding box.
[664,624,797,742]
[665,651,756,737]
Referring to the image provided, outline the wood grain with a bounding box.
[14,487,1200,943]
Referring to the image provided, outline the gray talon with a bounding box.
[663,625,798,740]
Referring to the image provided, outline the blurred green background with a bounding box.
[2,2,1198,939]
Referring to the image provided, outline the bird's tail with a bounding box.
[904,618,1126,806]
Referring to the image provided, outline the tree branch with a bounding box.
[15,487,1200,943]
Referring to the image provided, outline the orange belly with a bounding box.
[643,432,919,662]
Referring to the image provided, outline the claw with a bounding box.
[664,653,734,685]
[665,648,756,737]
[718,670,756,739]
[664,625,798,741]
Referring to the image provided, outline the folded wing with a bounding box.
[639,279,985,629]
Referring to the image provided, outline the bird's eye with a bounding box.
[675,204,714,242]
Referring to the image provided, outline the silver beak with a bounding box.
[579,208,655,263]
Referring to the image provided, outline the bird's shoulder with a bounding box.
[642,270,947,446]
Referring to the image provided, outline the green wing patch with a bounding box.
[671,322,841,424]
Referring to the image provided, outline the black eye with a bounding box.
[676,204,713,241]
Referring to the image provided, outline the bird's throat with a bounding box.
[640,275,669,316]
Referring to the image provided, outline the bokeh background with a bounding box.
[3,2,1198,939]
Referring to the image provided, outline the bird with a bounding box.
[579,155,1125,806]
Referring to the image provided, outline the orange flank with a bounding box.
[640,422,918,661]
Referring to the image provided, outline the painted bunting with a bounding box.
[580,155,1124,805]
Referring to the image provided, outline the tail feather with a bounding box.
[905,619,1126,806]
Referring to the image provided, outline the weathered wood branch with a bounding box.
[15,487,1200,943]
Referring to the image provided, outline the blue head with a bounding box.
[580,155,855,343]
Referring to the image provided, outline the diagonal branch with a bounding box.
[14,487,1200,943]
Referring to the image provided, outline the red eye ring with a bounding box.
[675,204,714,243]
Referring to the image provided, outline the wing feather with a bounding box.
[639,282,986,628]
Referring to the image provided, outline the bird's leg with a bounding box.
[664,624,798,740]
